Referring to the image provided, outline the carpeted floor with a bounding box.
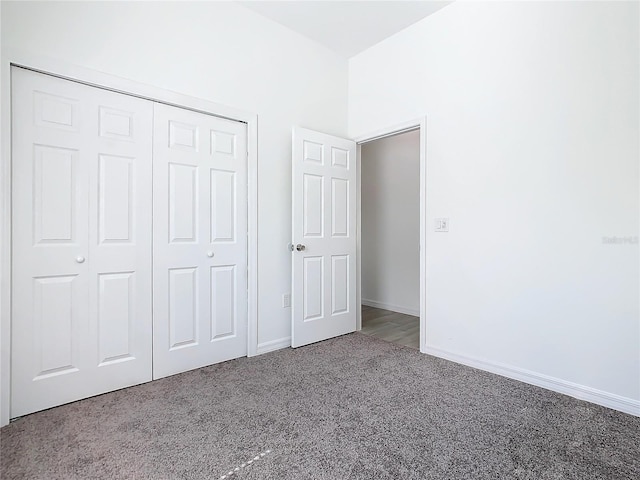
[1,333,639,479]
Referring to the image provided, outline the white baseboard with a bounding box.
[424,345,640,417]
[256,336,291,355]
[362,299,419,317]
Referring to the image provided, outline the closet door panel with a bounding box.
[153,103,248,379]
[88,86,153,386]
[11,68,152,418]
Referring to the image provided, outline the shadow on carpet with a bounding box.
[2,333,639,479]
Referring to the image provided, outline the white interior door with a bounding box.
[291,127,357,347]
[153,103,248,379]
[11,67,153,417]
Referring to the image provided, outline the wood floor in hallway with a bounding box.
[360,305,419,349]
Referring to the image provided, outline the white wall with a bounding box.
[350,1,640,406]
[361,130,420,315]
[1,1,348,351]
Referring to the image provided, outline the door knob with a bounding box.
[296,244,306,252]
[207,251,214,258]
[75,256,85,264]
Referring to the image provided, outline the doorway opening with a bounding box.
[356,123,425,350]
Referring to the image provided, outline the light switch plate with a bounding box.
[435,218,449,232]
[282,293,291,308]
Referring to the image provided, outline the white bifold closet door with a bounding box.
[11,67,153,417]
[152,103,248,379]
[11,67,249,418]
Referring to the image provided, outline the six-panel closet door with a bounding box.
[11,67,154,417]
[152,103,248,379]
[11,68,249,417]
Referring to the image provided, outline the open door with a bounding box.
[291,127,357,347]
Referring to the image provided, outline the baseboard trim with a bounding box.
[256,336,291,355]
[425,345,640,417]
[362,299,419,317]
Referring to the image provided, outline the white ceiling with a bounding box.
[239,1,452,58]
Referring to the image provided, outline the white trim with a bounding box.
[354,120,423,145]
[418,119,427,354]
[0,51,13,428]
[4,50,252,123]
[355,144,362,331]
[246,117,259,357]
[355,117,428,354]
[356,126,420,145]
[256,337,291,355]
[0,50,260,426]
[361,299,419,317]
[425,345,640,417]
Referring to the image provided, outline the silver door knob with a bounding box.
[207,251,214,258]
[296,244,306,252]
[75,256,85,264]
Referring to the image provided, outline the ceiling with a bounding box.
[239,1,452,58]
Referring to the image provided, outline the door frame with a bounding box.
[0,51,260,426]
[354,117,428,353]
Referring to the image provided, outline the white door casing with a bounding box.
[291,127,357,347]
[152,103,248,379]
[11,67,153,417]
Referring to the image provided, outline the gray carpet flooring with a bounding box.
[1,333,639,479]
